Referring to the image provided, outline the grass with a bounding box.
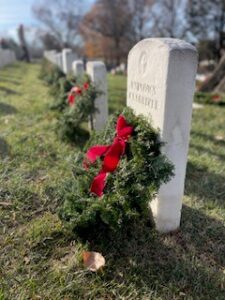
[0,62,224,300]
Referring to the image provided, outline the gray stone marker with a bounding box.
[86,61,108,131]
[56,53,63,70]
[0,48,16,68]
[62,48,74,74]
[72,60,84,77]
[127,38,198,233]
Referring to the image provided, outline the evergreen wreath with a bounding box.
[50,75,78,111]
[59,107,174,239]
[195,92,225,106]
[56,75,101,143]
[39,58,65,86]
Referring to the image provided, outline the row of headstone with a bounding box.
[0,48,16,68]
[44,49,78,74]
[43,49,108,132]
[44,38,198,234]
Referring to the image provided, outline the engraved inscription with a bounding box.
[128,80,158,110]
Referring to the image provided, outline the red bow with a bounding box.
[67,83,89,106]
[84,115,133,197]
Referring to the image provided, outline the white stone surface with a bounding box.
[0,48,16,68]
[86,61,108,131]
[72,60,84,77]
[127,38,198,233]
[56,53,63,70]
[62,48,77,74]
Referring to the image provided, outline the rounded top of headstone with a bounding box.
[73,60,83,65]
[62,48,72,53]
[87,61,106,70]
[129,38,197,56]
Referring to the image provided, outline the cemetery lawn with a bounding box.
[0,62,224,300]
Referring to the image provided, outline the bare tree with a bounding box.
[81,0,134,64]
[151,0,189,39]
[130,0,155,42]
[81,0,155,64]
[18,25,30,62]
[33,0,83,49]
[189,0,225,60]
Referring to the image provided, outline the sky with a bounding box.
[0,0,38,38]
[0,0,95,40]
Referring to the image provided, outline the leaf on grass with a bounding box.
[24,256,30,265]
[215,135,224,141]
[82,251,105,272]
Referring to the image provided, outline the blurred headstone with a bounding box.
[86,61,108,131]
[72,60,84,77]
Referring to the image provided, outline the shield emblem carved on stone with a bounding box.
[138,51,148,76]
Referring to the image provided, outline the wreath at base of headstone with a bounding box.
[39,58,65,86]
[195,92,225,106]
[49,75,77,111]
[56,76,100,143]
[58,107,174,240]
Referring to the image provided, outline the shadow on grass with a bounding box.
[0,78,21,85]
[185,161,225,209]
[0,102,17,115]
[190,143,225,161]
[191,131,225,146]
[29,205,225,298]
[86,206,224,298]
[0,86,21,96]
[0,137,10,158]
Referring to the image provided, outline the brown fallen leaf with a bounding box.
[24,256,30,265]
[215,135,224,141]
[82,251,105,272]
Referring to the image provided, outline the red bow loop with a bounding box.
[83,115,133,197]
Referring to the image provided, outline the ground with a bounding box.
[0,62,224,300]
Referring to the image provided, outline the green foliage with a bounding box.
[56,77,100,143]
[59,108,174,239]
[39,58,65,87]
[195,92,225,105]
[50,75,77,111]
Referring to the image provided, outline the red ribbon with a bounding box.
[67,83,89,106]
[84,115,133,197]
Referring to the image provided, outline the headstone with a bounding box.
[56,53,63,70]
[127,38,198,233]
[72,60,84,77]
[86,61,108,131]
[62,48,76,74]
[47,50,57,64]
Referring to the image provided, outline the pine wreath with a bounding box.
[59,107,174,239]
[56,76,101,143]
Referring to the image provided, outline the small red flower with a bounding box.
[83,82,89,90]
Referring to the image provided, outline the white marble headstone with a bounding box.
[56,53,63,70]
[72,60,84,77]
[127,38,198,233]
[86,61,108,131]
[62,48,74,74]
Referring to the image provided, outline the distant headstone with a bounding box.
[127,38,198,233]
[56,53,63,70]
[86,61,108,131]
[72,60,84,77]
[62,48,74,74]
